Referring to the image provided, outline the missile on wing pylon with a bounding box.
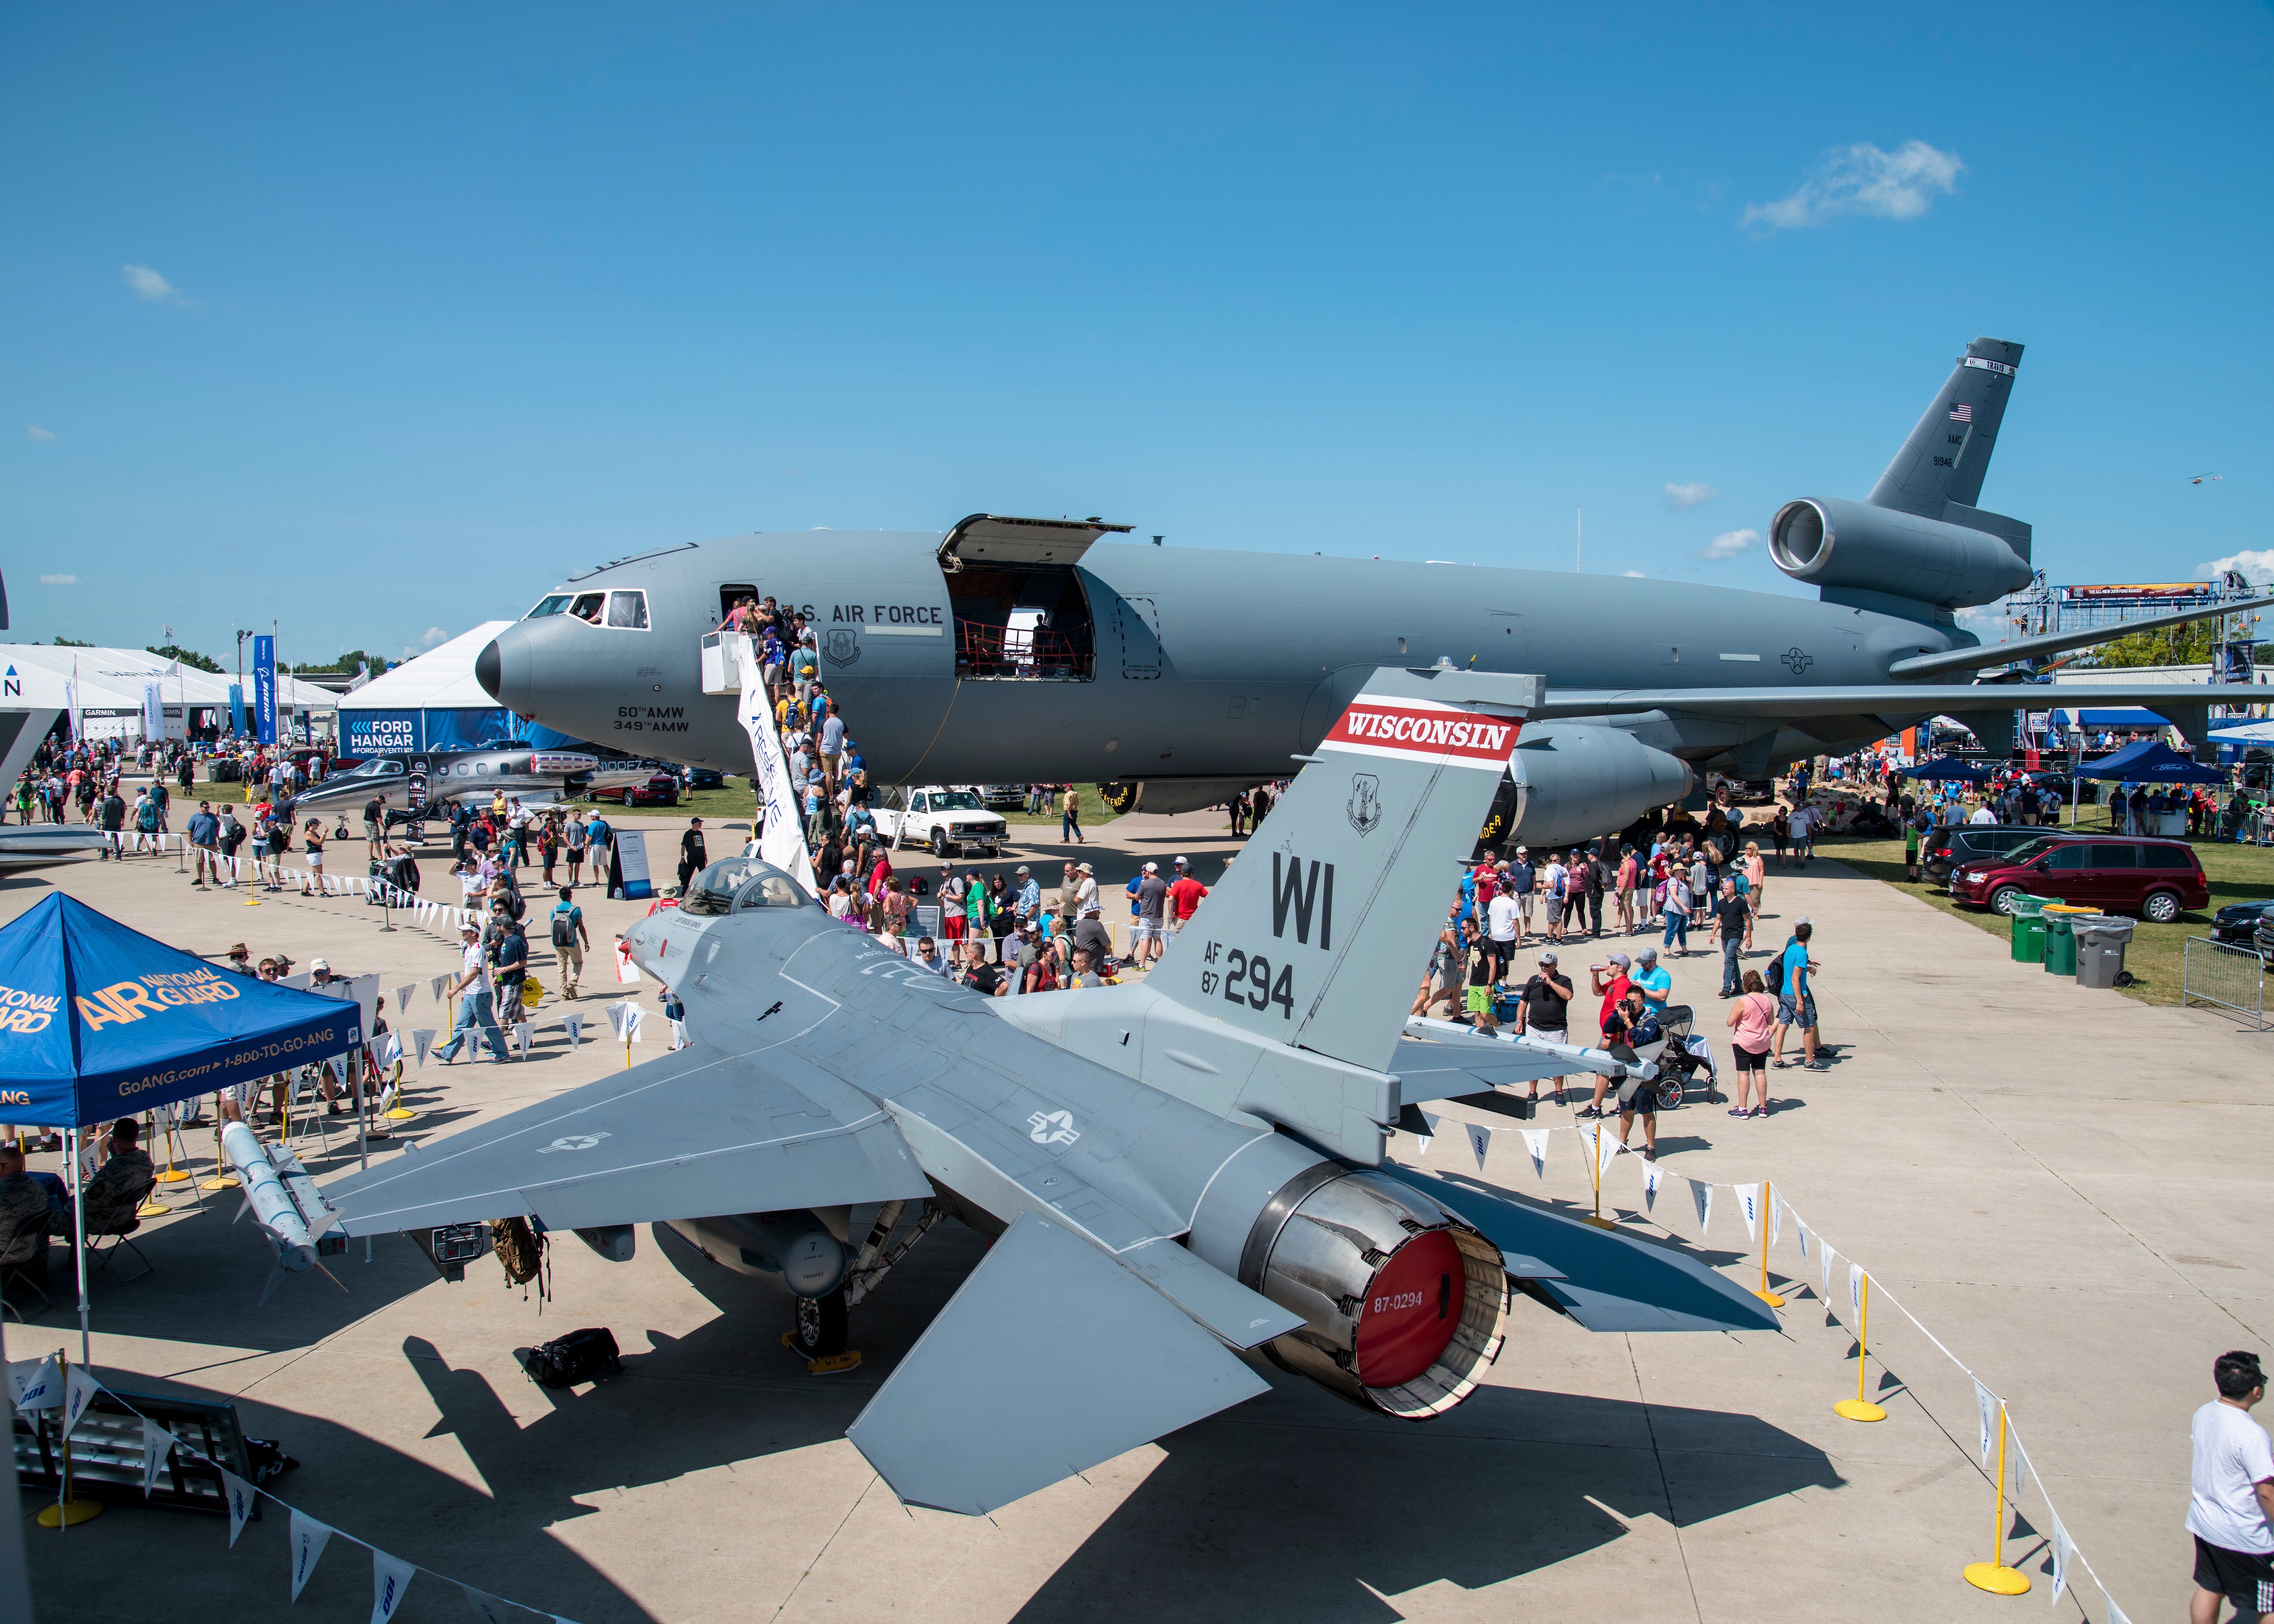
[222,1121,347,1305]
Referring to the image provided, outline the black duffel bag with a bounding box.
[520,1327,622,1389]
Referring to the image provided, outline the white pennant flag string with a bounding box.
[1974,1379,1999,1467]
[1770,1192,1783,1250]
[290,1508,335,1603]
[1734,1183,1762,1247]
[2102,1582,2134,1624]
[1690,1177,1712,1237]
[222,1466,257,1547]
[1465,1122,1491,1172]
[1521,1129,1548,1178]
[1847,1261,1865,1319]
[62,1363,101,1437]
[371,1546,417,1624]
[1795,1217,1812,1265]
[141,1417,174,1497]
[9,1355,59,1411]
[1820,1243,1836,1306]
[563,1013,584,1051]
[1641,1162,1661,1213]
[2006,1426,2030,1499]
[392,983,415,1013]
[412,1029,436,1069]
[2048,1506,2072,1604]
[1410,1113,1437,1158]
[1596,1126,1623,1177]
[512,1021,532,1059]
[429,973,451,1003]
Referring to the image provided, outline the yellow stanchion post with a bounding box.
[36,1349,103,1528]
[155,1109,191,1185]
[200,1122,239,1191]
[1833,1269,1886,1421]
[1962,1401,2031,1594]
[1754,1180,1785,1308]
[134,1111,173,1217]
[1583,1126,1616,1229]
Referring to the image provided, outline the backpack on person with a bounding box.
[551,909,577,948]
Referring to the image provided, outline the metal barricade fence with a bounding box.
[2182,936,2269,1030]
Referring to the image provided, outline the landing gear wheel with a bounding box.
[782,1289,859,1374]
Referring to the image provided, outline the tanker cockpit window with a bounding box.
[569,593,606,624]
[525,594,572,618]
[606,590,650,630]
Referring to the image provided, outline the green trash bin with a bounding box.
[2041,907,2087,976]
[2008,894,2056,963]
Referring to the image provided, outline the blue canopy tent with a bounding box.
[0,893,359,1359]
[2074,739,2226,784]
[1904,755,1991,782]
[2049,707,2172,730]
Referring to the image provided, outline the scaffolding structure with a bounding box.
[2001,569,2263,682]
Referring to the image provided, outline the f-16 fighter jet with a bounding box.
[323,665,1773,1516]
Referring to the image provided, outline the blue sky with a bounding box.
[4,4,2268,666]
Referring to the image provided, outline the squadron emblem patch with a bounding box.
[1347,773,1383,835]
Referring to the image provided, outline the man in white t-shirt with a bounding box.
[2190,1350,2274,1623]
[433,921,510,1064]
[1485,888,1520,982]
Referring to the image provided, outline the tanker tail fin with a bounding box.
[1867,336,2023,523]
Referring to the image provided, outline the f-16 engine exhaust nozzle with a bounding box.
[1236,1163,1508,1419]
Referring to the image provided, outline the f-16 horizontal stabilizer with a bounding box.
[1380,1167,1778,1334]
[1154,665,1540,1076]
[846,1210,1271,1515]
[323,1043,931,1236]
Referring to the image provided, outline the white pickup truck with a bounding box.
[872,786,1011,859]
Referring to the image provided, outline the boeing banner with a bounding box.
[253,635,277,746]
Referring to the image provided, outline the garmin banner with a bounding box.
[252,634,277,746]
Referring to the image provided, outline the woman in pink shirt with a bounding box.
[1726,968,1777,1118]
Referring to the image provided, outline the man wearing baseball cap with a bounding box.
[1133,861,1169,966]
[1166,858,1207,939]
[433,919,510,1064]
[1519,951,1575,1110]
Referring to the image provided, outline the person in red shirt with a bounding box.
[1165,856,1209,938]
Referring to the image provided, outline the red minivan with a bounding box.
[1952,834,2209,922]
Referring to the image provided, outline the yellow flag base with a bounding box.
[1753,1288,1786,1307]
[134,1197,172,1218]
[1962,1562,2030,1595]
[1833,1398,1887,1422]
[38,1497,103,1527]
[199,1174,241,1191]
[156,1168,192,1184]
[385,1107,417,1121]
[1582,1215,1618,1230]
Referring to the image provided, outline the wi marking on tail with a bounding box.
[1270,852,1333,949]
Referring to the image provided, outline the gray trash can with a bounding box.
[2073,916,2136,988]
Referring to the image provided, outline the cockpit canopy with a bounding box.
[679,858,816,917]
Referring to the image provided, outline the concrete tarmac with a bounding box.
[7,808,2269,1622]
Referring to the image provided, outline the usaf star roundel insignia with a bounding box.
[1347,772,1383,835]
[1781,647,1815,676]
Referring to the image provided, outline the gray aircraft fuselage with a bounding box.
[478,537,1961,786]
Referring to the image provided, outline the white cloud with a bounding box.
[1695,528,1759,561]
[398,626,449,659]
[2200,550,2274,587]
[121,263,188,304]
[1622,569,1646,578]
[39,574,80,587]
[1743,141,1963,231]
[1662,481,1718,511]
[23,424,54,442]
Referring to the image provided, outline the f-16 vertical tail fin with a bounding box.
[1866,336,2023,520]
[1152,666,1539,1076]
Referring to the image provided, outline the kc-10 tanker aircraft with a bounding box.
[473,336,2267,847]
[323,666,1777,1516]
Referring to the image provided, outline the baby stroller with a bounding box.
[368,851,419,906]
[1626,1004,1719,1110]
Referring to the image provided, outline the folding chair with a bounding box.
[0,1206,55,1320]
[83,1173,159,1284]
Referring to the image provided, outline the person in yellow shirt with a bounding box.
[1060,785,1083,845]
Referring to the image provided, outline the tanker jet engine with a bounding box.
[472,336,2267,848]
[322,666,1774,1517]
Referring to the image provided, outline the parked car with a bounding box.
[2017,770,2098,806]
[688,768,726,791]
[976,784,1028,812]
[1920,824,2046,885]
[1951,834,2208,922]
[2212,898,2274,947]
[586,770,681,808]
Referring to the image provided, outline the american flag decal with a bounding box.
[1948,404,1973,423]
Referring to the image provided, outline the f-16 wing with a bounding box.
[1531,682,2270,723]
[321,1042,932,1235]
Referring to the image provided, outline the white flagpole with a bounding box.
[71,1126,90,1366]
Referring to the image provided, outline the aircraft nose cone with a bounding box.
[474,639,504,701]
